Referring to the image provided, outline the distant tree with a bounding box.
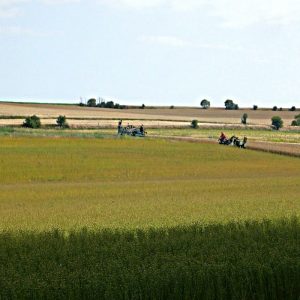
[291,114,300,126]
[114,103,120,109]
[23,115,41,129]
[241,113,248,125]
[289,106,296,111]
[225,99,234,109]
[279,107,283,111]
[253,105,258,110]
[271,116,283,130]
[272,106,278,111]
[105,101,115,108]
[56,115,69,128]
[191,119,199,128]
[141,104,146,109]
[200,99,210,109]
[87,98,97,107]
[170,105,175,109]
[225,99,238,110]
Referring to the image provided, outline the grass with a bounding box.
[0,137,299,298]
[0,137,299,230]
[1,126,300,143]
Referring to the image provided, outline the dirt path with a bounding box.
[151,135,300,157]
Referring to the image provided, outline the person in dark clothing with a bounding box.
[117,120,122,134]
[140,124,144,135]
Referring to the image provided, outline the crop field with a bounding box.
[0,102,298,127]
[1,137,300,299]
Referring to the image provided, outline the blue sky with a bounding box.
[0,0,300,107]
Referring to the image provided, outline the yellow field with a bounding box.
[0,102,298,127]
[1,137,299,231]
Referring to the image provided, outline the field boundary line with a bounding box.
[150,135,300,158]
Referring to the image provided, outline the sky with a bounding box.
[0,0,300,108]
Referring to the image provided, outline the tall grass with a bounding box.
[1,218,299,299]
[0,137,299,298]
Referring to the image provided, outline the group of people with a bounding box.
[219,132,247,148]
[117,120,145,136]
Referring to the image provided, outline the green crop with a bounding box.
[0,137,299,299]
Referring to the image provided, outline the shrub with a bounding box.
[290,106,296,111]
[170,105,174,109]
[279,107,283,111]
[23,115,41,129]
[191,119,199,128]
[291,114,300,126]
[253,105,258,110]
[272,106,278,111]
[271,116,283,130]
[87,98,97,107]
[105,101,115,109]
[225,99,238,110]
[241,113,248,125]
[56,115,69,128]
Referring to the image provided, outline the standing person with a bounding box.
[219,132,227,143]
[117,120,122,134]
[140,124,144,135]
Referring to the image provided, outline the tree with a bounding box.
[105,101,115,108]
[191,119,199,128]
[271,116,283,130]
[23,115,41,129]
[253,105,258,110]
[291,114,300,126]
[141,104,146,109]
[56,115,69,128]
[290,106,296,111]
[241,113,248,125]
[200,99,210,109]
[224,99,238,110]
[272,106,277,111]
[87,98,97,107]
[170,105,174,109]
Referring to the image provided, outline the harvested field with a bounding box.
[0,102,298,127]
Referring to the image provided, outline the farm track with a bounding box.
[151,135,300,157]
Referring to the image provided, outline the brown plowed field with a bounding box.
[0,102,298,127]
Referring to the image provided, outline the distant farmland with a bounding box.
[0,102,298,128]
[0,137,299,298]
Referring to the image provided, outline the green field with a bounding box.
[1,137,300,299]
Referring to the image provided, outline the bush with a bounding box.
[291,114,300,126]
[170,105,174,109]
[241,113,248,125]
[23,115,41,129]
[191,120,199,128]
[225,99,239,110]
[253,105,258,110]
[272,106,278,111]
[271,116,283,130]
[87,99,97,107]
[56,115,69,128]
[279,107,283,111]
[290,106,296,111]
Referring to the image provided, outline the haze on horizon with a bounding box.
[0,0,300,108]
